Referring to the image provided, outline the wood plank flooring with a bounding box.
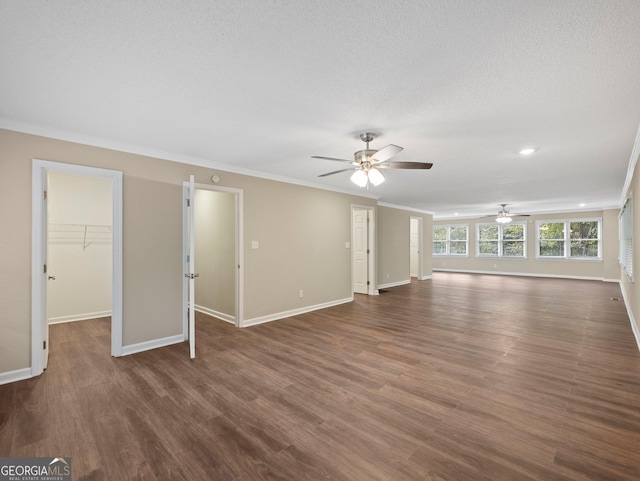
[1,272,640,480]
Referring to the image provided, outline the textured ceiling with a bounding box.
[2,1,640,218]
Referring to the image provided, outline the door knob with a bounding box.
[48,276,56,281]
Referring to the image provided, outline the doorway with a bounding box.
[31,160,123,377]
[352,205,377,295]
[183,181,243,356]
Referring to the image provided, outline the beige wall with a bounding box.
[432,209,619,280]
[47,171,113,323]
[377,205,433,287]
[0,129,378,374]
[619,152,640,343]
[194,189,236,320]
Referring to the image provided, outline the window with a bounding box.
[619,198,633,280]
[536,218,601,259]
[477,223,526,257]
[432,225,468,256]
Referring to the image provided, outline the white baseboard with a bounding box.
[242,297,353,328]
[378,279,411,290]
[121,334,184,356]
[418,275,433,281]
[0,367,33,386]
[195,305,235,325]
[48,310,112,324]
[618,281,640,352]
[433,268,603,281]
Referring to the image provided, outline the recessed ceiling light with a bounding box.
[454,212,459,216]
[519,148,536,155]
[579,203,586,207]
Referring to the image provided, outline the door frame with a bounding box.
[31,159,124,377]
[410,216,424,280]
[182,182,243,335]
[351,204,378,295]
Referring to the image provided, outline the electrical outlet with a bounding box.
[299,290,304,298]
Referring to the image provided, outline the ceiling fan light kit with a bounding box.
[312,132,433,188]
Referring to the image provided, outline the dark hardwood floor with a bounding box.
[2,272,640,480]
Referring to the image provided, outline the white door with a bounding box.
[353,208,369,294]
[184,175,197,358]
[32,159,123,378]
[42,179,50,368]
[410,217,419,278]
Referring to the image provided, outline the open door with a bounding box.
[32,159,123,378]
[184,175,197,358]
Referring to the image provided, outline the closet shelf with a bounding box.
[48,223,112,250]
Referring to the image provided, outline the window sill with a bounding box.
[535,257,602,262]
[433,254,469,258]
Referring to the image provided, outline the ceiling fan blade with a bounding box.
[378,162,433,169]
[311,155,353,163]
[370,144,403,162]
[318,168,355,178]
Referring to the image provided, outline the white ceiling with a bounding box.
[2,1,640,218]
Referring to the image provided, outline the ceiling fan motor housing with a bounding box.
[354,149,377,166]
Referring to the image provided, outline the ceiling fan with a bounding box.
[312,132,433,187]
[486,204,530,223]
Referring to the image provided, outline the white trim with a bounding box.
[0,368,33,386]
[378,279,412,289]
[2,121,378,201]
[435,207,619,221]
[31,159,124,379]
[242,297,353,328]
[183,182,244,332]
[620,122,640,206]
[48,311,112,324]
[121,334,184,356]
[195,305,235,325]
[418,275,433,281]
[433,268,603,281]
[377,202,434,215]
[618,280,640,352]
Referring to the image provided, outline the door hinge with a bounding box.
[367,249,370,254]
[43,340,47,349]
[367,281,370,286]
[186,198,191,207]
[44,264,47,274]
[43,190,47,200]
[186,255,190,263]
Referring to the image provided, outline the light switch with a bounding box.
[251,241,259,249]
[345,242,350,249]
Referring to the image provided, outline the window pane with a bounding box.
[570,221,598,239]
[503,224,524,240]
[450,241,467,255]
[433,227,446,241]
[450,226,467,241]
[540,240,564,256]
[539,223,564,240]
[479,225,498,240]
[503,241,524,257]
[570,240,599,257]
[433,241,446,255]
[478,241,499,255]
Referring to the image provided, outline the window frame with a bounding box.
[475,222,527,258]
[619,198,633,281]
[535,217,602,261]
[432,224,469,257]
